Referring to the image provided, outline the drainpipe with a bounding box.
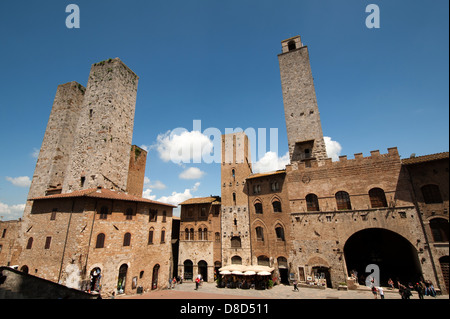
[84,199,98,283]
[58,198,76,283]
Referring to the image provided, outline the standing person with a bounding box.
[414,282,424,299]
[377,286,384,299]
[195,276,200,290]
[168,278,172,289]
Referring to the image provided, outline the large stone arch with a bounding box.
[343,227,422,286]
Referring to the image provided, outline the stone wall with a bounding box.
[63,58,139,193]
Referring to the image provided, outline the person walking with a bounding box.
[371,285,378,299]
[293,280,299,292]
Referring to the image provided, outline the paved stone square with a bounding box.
[119,282,448,300]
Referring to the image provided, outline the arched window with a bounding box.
[254,202,263,214]
[288,40,296,51]
[185,228,189,240]
[99,206,109,219]
[233,193,236,205]
[123,232,131,246]
[232,169,235,180]
[256,227,264,242]
[336,191,352,210]
[275,225,285,241]
[272,200,281,213]
[198,228,204,240]
[369,188,388,208]
[430,218,449,242]
[231,256,242,265]
[96,233,105,248]
[160,229,166,243]
[271,181,279,192]
[272,200,282,212]
[148,228,154,244]
[421,185,443,204]
[257,255,270,266]
[190,228,194,240]
[306,194,319,212]
[231,236,241,248]
[26,237,33,249]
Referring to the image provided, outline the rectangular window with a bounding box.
[50,209,57,221]
[160,230,165,243]
[44,236,52,249]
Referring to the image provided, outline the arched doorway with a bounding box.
[198,260,208,282]
[344,228,422,286]
[20,265,29,274]
[439,256,449,293]
[152,264,160,290]
[277,257,289,284]
[184,260,193,281]
[117,264,128,294]
[90,267,102,292]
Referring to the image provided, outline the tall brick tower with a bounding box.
[62,58,139,193]
[278,36,328,165]
[221,132,252,266]
[26,82,86,200]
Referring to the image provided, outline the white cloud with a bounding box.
[0,201,25,220]
[154,130,213,164]
[31,148,40,159]
[144,177,167,190]
[142,188,157,201]
[5,176,31,188]
[179,167,206,180]
[324,136,342,161]
[252,151,290,174]
[148,182,201,207]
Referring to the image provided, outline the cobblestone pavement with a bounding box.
[119,282,448,300]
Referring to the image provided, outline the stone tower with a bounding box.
[62,58,139,193]
[26,81,86,200]
[278,36,328,165]
[221,132,252,266]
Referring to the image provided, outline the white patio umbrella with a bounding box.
[257,271,272,276]
[243,271,256,276]
[220,270,232,275]
[231,270,244,275]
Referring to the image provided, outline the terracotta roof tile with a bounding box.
[246,169,286,180]
[402,152,449,165]
[31,187,176,208]
[179,196,221,206]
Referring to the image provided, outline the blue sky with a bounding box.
[0,0,448,220]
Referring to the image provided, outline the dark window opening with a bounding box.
[288,41,296,51]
